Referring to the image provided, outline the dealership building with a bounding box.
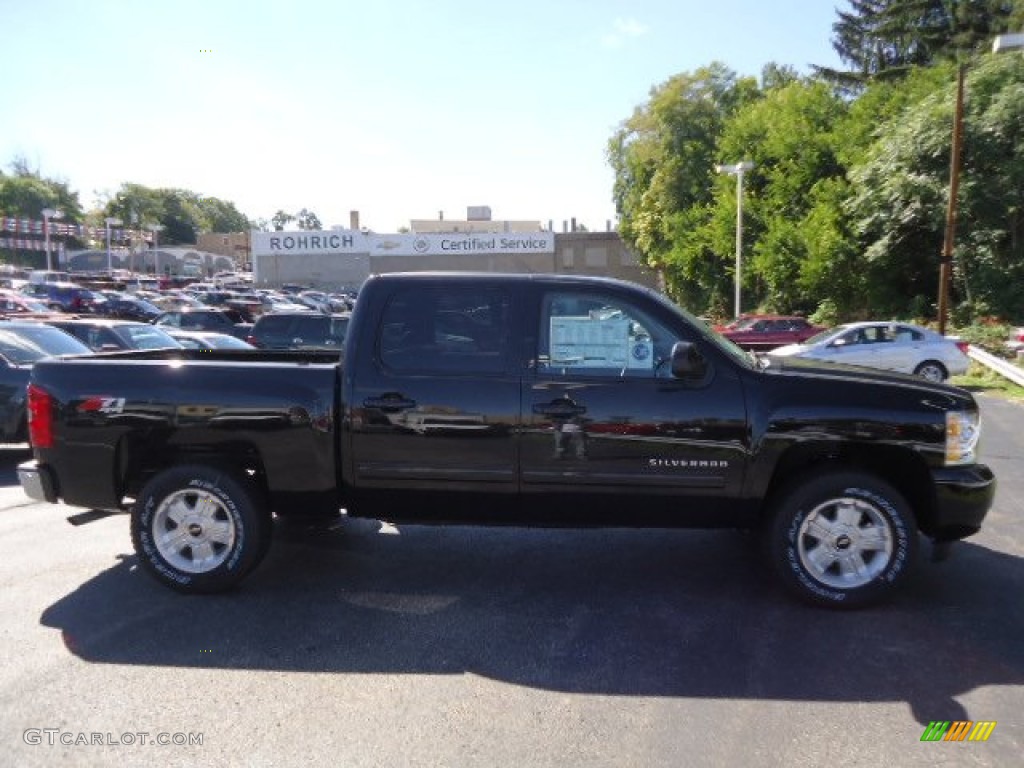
[249,209,659,291]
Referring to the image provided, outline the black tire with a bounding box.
[913,360,947,382]
[131,465,271,594]
[766,470,918,608]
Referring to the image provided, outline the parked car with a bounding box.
[21,282,107,314]
[45,318,183,352]
[767,321,970,381]
[0,290,64,318]
[153,307,253,339]
[246,311,351,351]
[0,321,92,443]
[98,295,163,322]
[165,330,256,350]
[1007,326,1024,352]
[719,314,825,350]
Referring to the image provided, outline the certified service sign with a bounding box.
[369,232,554,256]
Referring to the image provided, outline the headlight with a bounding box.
[946,410,981,465]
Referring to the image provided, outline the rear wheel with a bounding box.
[914,360,947,382]
[131,465,271,594]
[766,470,917,608]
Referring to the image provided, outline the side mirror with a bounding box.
[828,338,848,348]
[670,341,708,380]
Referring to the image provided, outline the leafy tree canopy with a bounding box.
[101,184,251,245]
[818,0,1019,90]
[0,158,85,223]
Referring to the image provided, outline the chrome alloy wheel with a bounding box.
[796,496,894,590]
[916,362,946,382]
[152,489,237,574]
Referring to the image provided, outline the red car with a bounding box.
[719,314,825,350]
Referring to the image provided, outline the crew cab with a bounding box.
[17,273,996,607]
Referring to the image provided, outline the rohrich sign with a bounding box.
[251,230,365,255]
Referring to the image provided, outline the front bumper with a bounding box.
[18,460,58,504]
[929,463,996,541]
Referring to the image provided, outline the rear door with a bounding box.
[346,280,520,507]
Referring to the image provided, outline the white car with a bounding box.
[767,321,970,382]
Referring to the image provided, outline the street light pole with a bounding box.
[41,208,63,272]
[104,217,122,275]
[149,223,165,277]
[715,161,755,318]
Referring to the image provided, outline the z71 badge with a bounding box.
[78,397,127,415]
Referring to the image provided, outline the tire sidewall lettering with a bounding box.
[776,477,914,606]
[133,467,264,592]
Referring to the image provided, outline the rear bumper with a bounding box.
[18,460,58,504]
[929,464,996,541]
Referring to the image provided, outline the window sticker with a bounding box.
[550,315,652,369]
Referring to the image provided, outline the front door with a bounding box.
[520,285,749,526]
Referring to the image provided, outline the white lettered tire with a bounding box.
[766,470,918,608]
[131,465,271,594]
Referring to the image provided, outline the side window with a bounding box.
[537,291,674,378]
[894,325,922,342]
[839,329,865,345]
[295,316,327,339]
[329,317,350,342]
[379,286,511,374]
[256,315,290,336]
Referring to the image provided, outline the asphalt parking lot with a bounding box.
[0,394,1021,767]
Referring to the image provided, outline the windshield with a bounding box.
[637,284,757,369]
[802,326,845,345]
[116,325,183,350]
[0,326,92,363]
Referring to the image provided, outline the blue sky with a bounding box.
[2,1,844,232]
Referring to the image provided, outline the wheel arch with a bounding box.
[762,441,938,534]
[117,433,270,509]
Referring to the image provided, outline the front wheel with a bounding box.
[766,470,918,608]
[131,465,271,594]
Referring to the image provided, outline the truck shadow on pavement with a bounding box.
[39,515,1024,726]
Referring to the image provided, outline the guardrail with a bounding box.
[967,346,1024,387]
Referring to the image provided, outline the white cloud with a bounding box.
[601,17,649,49]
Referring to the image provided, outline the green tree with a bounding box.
[847,53,1024,320]
[607,62,760,296]
[295,208,322,230]
[818,0,1017,90]
[0,159,84,223]
[197,196,251,232]
[103,184,251,244]
[271,210,295,231]
[710,81,848,314]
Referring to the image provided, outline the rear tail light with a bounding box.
[27,384,54,448]
[955,341,969,355]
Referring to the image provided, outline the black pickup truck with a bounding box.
[18,272,996,607]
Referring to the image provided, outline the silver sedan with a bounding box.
[767,321,970,381]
